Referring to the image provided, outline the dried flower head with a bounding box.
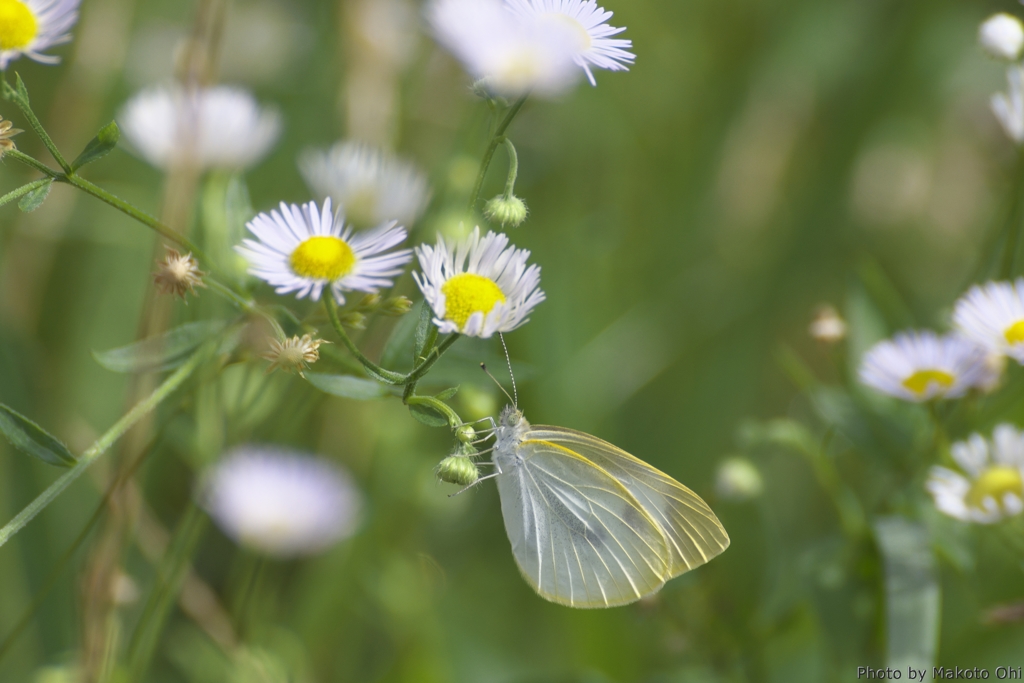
[0,115,23,155]
[264,334,325,376]
[153,249,206,300]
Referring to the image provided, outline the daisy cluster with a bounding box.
[857,280,1024,403]
[979,12,1024,144]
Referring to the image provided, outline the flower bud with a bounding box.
[456,424,477,443]
[436,455,479,486]
[339,311,367,330]
[0,116,23,157]
[809,305,847,344]
[380,296,413,316]
[484,194,528,228]
[715,457,763,501]
[356,293,383,311]
[980,13,1024,61]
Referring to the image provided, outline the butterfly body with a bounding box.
[489,406,729,608]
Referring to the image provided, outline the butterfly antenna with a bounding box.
[480,363,516,407]
[498,332,518,407]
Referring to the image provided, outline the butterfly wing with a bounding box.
[527,426,730,578]
[496,438,672,608]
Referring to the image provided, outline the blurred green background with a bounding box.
[2,0,1024,680]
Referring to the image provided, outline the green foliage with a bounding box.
[92,321,228,373]
[17,180,51,212]
[305,373,392,400]
[70,121,120,171]
[0,404,75,467]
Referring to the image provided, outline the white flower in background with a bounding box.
[505,0,634,86]
[118,85,282,170]
[413,226,544,337]
[0,0,80,69]
[809,305,847,343]
[236,198,412,304]
[991,66,1024,144]
[200,446,362,557]
[953,279,1024,362]
[980,13,1024,61]
[858,331,989,402]
[715,457,763,502]
[299,141,430,229]
[429,0,579,97]
[926,425,1024,524]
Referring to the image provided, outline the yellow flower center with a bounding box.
[544,13,593,52]
[441,273,506,330]
[1005,320,1024,345]
[901,369,955,395]
[965,466,1024,510]
[289,236,356,280]
[0,0,38,51]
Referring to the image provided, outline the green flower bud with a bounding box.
[381,296,413,316]
[339,311,367,330]
[436,455,479,487]
[484,194,528,228]
[356,293,382,311]
[456,424,477,443]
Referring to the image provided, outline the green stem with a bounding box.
[2,78,72,174]
[501,137,519,198]
[406,395,463,428]
[4,149,60,178]
[0,177,52,209]
[0,431,159,664]
[0,348,207,549]
[125,502,207,682]
[406,333,460,385]
[324,297,406,384]
[467,95,528,212]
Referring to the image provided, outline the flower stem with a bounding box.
[407,333,460,385]
[2,77,72,174]
[501,137,519,199]
[0,176,52,208]
[406,395,463,427]
[5,149,60,178]
[467,94,528,213]
[324,297,406,384]
[998,150,1024,279]
[0,347,207,549]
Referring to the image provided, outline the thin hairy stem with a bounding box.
[324,297,406,384]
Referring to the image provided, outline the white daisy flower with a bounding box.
[505,0,634,86]
[952,279,1024,363]
[118,84,282,171]
[200,446,362,557]
[926,425,1024,524]
[0,0,80,70]
[858,330,989,402]
[991,66,1024,145]
[980,13,1024,62]
[413,226,544,338]
[298,141,430,229]
[428,0,579,97]
[236,198,412,304]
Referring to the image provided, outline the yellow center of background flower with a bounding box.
[1005,320,1024,344]
[0,0,38,51]
[544,13,593,52]
[441,273,506,330]
[901,369,954,395]
[290,236,355,280]
[965,466,1024,510]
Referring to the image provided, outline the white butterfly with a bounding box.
[479,405,730,608]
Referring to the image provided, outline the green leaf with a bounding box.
[408,402,448,427]
[14,73,30,105]
[305,373,391,400]
[381,299,423,369]
[0,403,76,467]
[93,321,227,373]
[875,516,940,673]
[18,180,52,213]
[434,385,459,401]
[413,300,437,361]
[0,179,52,210]
[71,121,120,171]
